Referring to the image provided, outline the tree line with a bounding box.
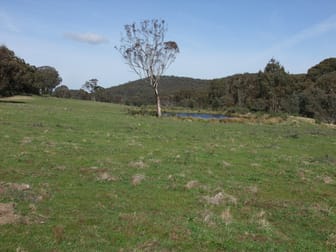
[0,45,62,97]
[207,58,336,123]
[1,44,335,123]
[58,58,335,124]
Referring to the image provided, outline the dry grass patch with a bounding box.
[10,183,30,191]
[136,240,160,251]
[0,95,33,101]
[222,160,231,167]
[21,137,33,145]
[326,233,336,247]
[1,182,31,192]
[246,185,258,195]
[251,163,260,167]
[0,202,20,225]
[221,208,233,225]
[132,174,145,186]
[80,167,118,182]
[202,210,215,226]
[55,165,66,171]
[149,159,161,164]
[322,176,334,184]
[310,203,333,215]
[0,182,48,224]
[298,170,307,181]
[128,160,147,169]
[203,192,238,206]
[220,114,286,124]
[96,172,118,182]
[185,180,199,190]
[254,210,271,230]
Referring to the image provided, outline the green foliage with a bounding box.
[0,46,38,96]
[68,89,91,100]
[207,58,336,123]
[53,85,71,98]
[0,45,62,97]
[0,97,335,250]
[34,66,62,95]
[97,76,209,107]
[307,58,336,81]
[81,79,104,101]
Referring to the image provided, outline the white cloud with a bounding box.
[64,32,109,45]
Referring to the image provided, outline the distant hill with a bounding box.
[99,76,210,105]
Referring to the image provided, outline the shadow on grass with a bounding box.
[0,100,26,104]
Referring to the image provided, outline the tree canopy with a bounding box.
[0,45,62,97]
[0,46,37,96]
[35,66,62,95]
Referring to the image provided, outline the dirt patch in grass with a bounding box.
[0,182,49,225]
[0,202,20,225]
[298,170,307,181]
[327,233,336,247]
[322,176,334,184]
[80,167,118,182]
[202,210,215,226]
[97,172,118,182]
[185,180,199,190]
[136,240,160,251]
[240,232,270,243]
[6,182,31,191]
[203,192,238,206]
[246,185,258,195]
[310,203,332,215]
[128,160,147,169]
[0,182,32,198]
[132,174,145,186]
[222,160,231,167]
[21,137,33,145]
[254,210,271,230]
[221,208,233,225]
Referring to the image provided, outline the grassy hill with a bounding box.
[0,96,336,251]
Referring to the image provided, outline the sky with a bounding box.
[1,0,336,89]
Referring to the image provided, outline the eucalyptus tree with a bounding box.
[35,66,62,95]
[116,19,179,117]
[0,45,37,96]
[82,78,102,101]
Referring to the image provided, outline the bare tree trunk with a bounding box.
[154,88,162,117]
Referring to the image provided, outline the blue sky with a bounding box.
[1,0,336,89]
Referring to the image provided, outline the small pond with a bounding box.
[164,112,230,120]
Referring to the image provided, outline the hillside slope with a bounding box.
[1,96,336,250]
[101,76,210,105]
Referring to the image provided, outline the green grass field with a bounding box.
[0,96,335,251]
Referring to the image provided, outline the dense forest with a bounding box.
[207,58,336,123]
[1,45,335,123]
